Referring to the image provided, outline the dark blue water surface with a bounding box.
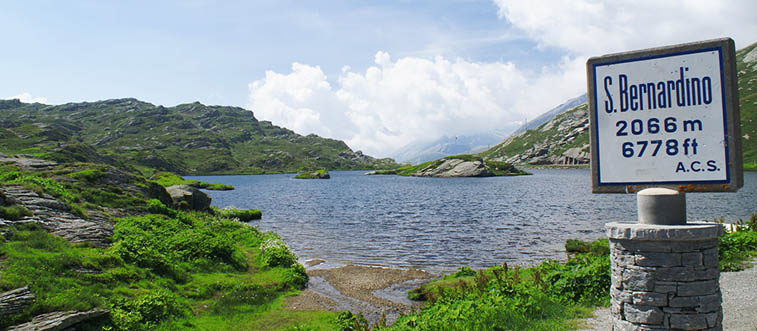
[189,169,756,273]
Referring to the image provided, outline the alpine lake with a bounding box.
[188,169,756,274]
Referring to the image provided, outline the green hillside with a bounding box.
[480,42,757,170]
[0,99,396,175]
[736,42,757,169]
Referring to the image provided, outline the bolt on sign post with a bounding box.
[587,38,742,194]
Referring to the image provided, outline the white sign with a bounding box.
[587,39,742,192]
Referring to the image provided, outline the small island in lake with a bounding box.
[295,169,331,179]
[368,154,529,178]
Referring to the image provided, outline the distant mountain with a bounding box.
[479,103,590,166]
[481,42,756,168]
[392,133,504,164]
[0,98,397,175]
[512,94,587,134]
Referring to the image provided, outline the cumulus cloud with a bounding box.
[250,1,757,159]
[249,52,581,158]
[493,0,757,56]
[8,92,48,104]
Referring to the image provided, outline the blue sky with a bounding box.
[2,1,756,157]
[2,1,552,106]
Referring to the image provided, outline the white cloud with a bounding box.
[493,0,757,56]
[249,1,757,160]
[8,92,48,104]
[249,52,582,158]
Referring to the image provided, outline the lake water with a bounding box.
[189,169,756,273]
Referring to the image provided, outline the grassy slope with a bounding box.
[736,43,757,169]
[150,172,234,191]
[0,162,333,330]
[480,42,756,169]
[0,99,396,176]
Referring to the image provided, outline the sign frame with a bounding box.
[587,38,742,193]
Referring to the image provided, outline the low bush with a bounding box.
[70,168,105,182]
[719,214,757,271]
[0,205,32,221]
[109,290,189,330]
[214,206,262,221]
[259,233,298,268]
[395,239,609,330]
[109,213,248,278]
[146,199,178,217]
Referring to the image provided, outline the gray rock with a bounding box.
[7,308,108,330]
[166,184,211,211]
[0,286,35,316]
[623,304,664,324]
[0,186,113,247]
[0,155,57,171]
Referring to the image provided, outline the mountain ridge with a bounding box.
[0,98,397,175]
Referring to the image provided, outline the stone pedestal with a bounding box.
[607,222,724,331]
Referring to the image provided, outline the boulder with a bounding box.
[7,308,109,330]
[166,184,211,211]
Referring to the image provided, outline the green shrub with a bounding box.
[717,214,757,271]
[109,214,248,279]
[146,199,177,217]
[0,205,32,221]
[109,290,189,330]
[540,254,611,306]
[719,230,757,271]
[214,206,262,221]
[283,263,309,290]
[396,240,610,330]
[565,238,609,257]
[70,168,105,182]
[335,311,369,331]
[259,233,297,268]
[453,266,476,277]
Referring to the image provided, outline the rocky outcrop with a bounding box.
[166,184,211,211]
[486,104,591,166]
[0,186,113,247]
[7,308,108,331]
[0,154,57,171]
[0,286,34,316]
[413,159,493,177]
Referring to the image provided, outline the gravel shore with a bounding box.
[284,264,433,325]
[579,260,757,330]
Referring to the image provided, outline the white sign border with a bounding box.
[587,38,742,193]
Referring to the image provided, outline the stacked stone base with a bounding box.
[607,222,723,331]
